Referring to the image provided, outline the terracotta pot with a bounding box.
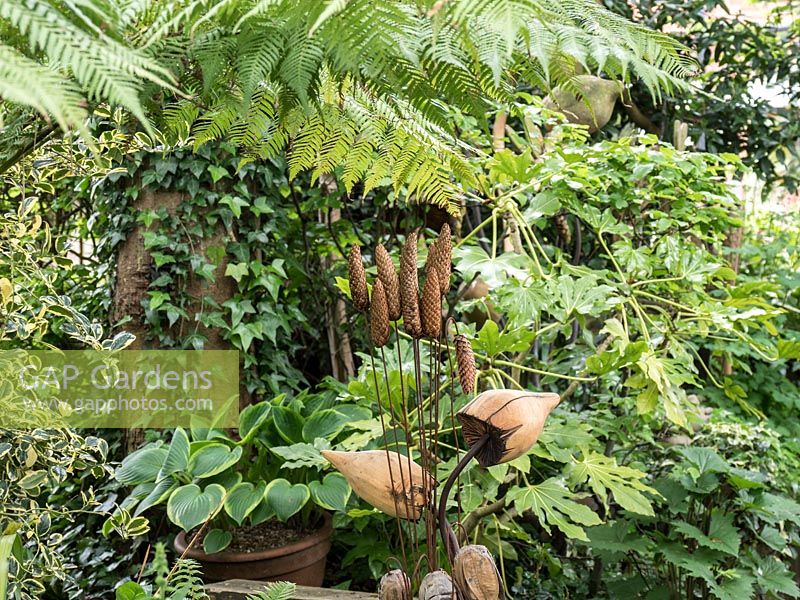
[173,513,333,585]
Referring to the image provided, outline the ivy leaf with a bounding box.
[208,165,229,183]
[505,478,601,541]
[673,510,740,556]
[567,451,658,516]
[225,262,249,283]
[220,195,249,218]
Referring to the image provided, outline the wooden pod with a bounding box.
[453,545,502,600]
[419,570,457,600]
[379,569,411,600]
[322,450,434,521]
[457,389,559,467]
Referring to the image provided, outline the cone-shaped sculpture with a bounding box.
[453,545,502,600]
[457,389,559,467]
[419,570,456,600]
[322,450,434,521]
[379,569,411,600]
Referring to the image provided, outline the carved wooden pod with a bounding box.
[379,569,411,600]
[453,545,502,600]
[457,389,559,467]
[419,570,457,600]
[322,450,434,520]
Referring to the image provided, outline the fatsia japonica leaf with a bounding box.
[505,477,602,541]
[453,246,530,288]
[567,451,659,516]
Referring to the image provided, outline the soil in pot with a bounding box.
[175,513,333,586]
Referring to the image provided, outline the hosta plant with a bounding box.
[113,392,366,553]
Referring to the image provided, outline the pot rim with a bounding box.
[174,512,332,563]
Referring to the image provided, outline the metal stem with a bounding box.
[437,434,489,567]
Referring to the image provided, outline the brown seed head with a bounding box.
[348,245,369,312]
[421,269,442,339]
[453,545,503,600]
[419,570,456,600]
[454,334,476,395]
[378,570,411,600]
[436,223,452,296]
[370,280,391,347]
[400,232,422,338]
[375,244,401,321]
[457,389,560,467]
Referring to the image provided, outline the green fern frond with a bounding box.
[245,581,295,600]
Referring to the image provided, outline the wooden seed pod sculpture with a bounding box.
[348,245,369,312]
[457,389,560,467]
[379,569,412,600]
[418,570,457,600]
[453,545,502,600]
[322,450,434,521]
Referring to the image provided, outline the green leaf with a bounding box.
[238,401,273,444]
[225,262,249,283]
[271,442,328,470]
[203,528,232,554]
[753,555,800,598]
[673,510,740,556]
[659,541,719,584]
[158,428,190,480]
[309,473,351,512]
[208,165,229,183]
[134,478,177,515]
[115,581,148,600]
[265,479,310,521]
[116,446,167,485]
[567,451,658,516]
[586,520,652,557]
[472,321,535,357]
[224,481,267,526]
[188,444,242,478]
[677,447,730,477]
[453,246,530,288]
[166,483,225,531]
[549,275,614,322]
[302,409,349,442]
[273,406,305,444]
[505,478,601,541]
[709,569,755,600]
[220,195,249,218]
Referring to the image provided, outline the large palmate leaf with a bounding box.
[673,510,740,556]
[567,451,658,516]
[505,477,601,541]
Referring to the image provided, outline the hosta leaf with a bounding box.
[567,451,659,516]
[188,444,242,478]
[273,406,305,444]
[116,446,167,485]
[134,478,177,516]
[238,401,272,444]
[271,442,328,470]
[203,528,233,554]
[309,473,351,512]
[167,483,225,531]
[505,477,601,541]
[158,428,190,480]
[224,481,267,526]
[302,409,348,442]
[265,479,310,521]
